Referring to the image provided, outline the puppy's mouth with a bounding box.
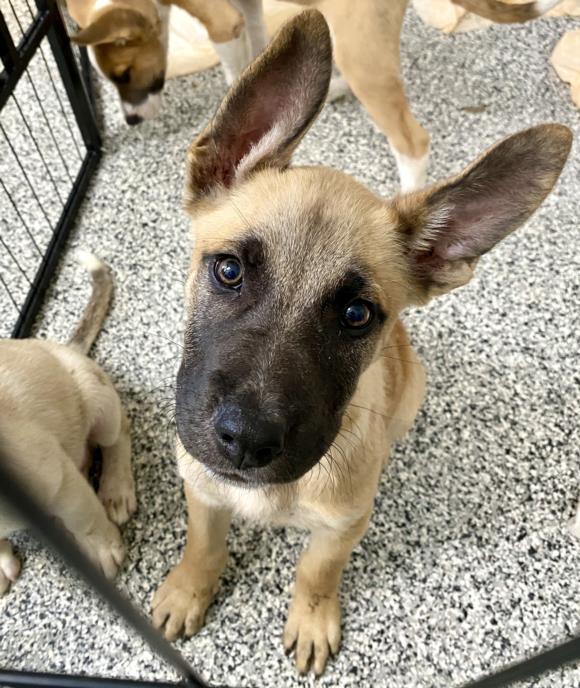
[209,467,255,486]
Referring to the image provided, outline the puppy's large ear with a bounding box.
[72,9,151,46]
[395,124,572,301]
[185,9,332,209]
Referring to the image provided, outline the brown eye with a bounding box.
[214,256,243,288]
[341,300,373,330]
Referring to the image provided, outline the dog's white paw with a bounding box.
[283,592,341,675]
[0,540,21,595]
[98,474,137,526]
[82,522,125,579]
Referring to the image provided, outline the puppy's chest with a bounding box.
[227,489,339,531]
[178,454,350,531]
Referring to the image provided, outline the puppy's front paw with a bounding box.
[0,540,21,595]
[283,592,341,675]
[98,474,137,526]
[82,522,125,579]
[152,563,217,641]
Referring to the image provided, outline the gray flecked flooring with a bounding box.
[1,5,580,688]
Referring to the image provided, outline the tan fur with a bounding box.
[0,259,136,595]
[452,0,554,22]
[152,11,571,675]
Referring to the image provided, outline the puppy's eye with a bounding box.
[341,299,373,330]
[214,256,243,288]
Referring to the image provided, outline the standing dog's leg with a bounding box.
[283,514,371,675]
[213,34,251,85]
[235,0,268,57]
[321,0,430,191]
[152,485,231,639]
[0,539,20,595]
[169,0,245,43]
[4,431,125,579]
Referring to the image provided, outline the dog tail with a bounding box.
[68,251,114,355]
[451,0,561,23]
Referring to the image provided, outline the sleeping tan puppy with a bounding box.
[151,11,572,675]
[0,254,136,595]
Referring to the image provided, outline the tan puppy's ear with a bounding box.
[185,9,332,209]
[395,124,573,300]
[72,9,151,46]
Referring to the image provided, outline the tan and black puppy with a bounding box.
[151,10,572,675]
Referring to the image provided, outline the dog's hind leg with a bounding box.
[96,408,136,527]
[0,540,20,595]
[76,363,136,527]
[3,430,125,580]
[152,484,231,640]
[322,0,430,191]
[283,512,371,675]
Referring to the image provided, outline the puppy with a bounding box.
[66,0,246,124]
[151,11,572,675]
[0,253,136,595]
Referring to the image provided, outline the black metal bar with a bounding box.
[40,0,101,153]
[0,670,180,688]
[0,460,217,688]
[11,148,100,338]
[0,2,49,110]
[0,10,18,72]
[462,635,580,687]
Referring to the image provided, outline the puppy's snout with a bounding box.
[214,402,285,470]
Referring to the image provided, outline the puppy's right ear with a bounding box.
[72,9,151,46]
[185,9,332,210]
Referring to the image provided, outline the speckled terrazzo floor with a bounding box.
[1,5,580,688]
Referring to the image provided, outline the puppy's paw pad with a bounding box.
[283,593,341,675]
[99,477,137,526]
[152,568,216,641]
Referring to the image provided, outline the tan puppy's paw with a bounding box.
[0,540,21,595]
[98,474,137,526]
[152,563,217,641]
[82,521,125,579]
[283,592,341,675]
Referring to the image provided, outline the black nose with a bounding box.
[125,114,143,126]
[214,402,285,470]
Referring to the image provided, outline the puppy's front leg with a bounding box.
[152,484,231,640]
[284,513,371,675]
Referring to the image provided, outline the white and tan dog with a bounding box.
[151,11,572,675]
[165,0,560,191]
[0,253,136,594]
[66,0,249,124]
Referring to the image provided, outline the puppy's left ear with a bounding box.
[395,124,572,301]
[185,9,332,210]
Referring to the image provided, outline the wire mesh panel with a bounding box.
[0,0,100,339]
